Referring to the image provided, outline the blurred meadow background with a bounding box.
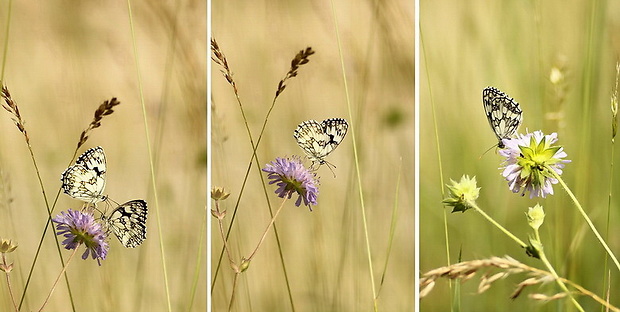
[211,0,413,310]
[421,0,620,310]
[0,1,206,311]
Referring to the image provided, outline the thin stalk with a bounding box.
[534,230,584,311]
[125,1,171,311]
[377,159,402,296]
[0,0,12,83]
[470,202,527,249]
[329,1,376,309]
[2,253,18,312]
[547,166,620,272]
[187,206,207,312]
[37,247,79,312]
[246,198,287,262]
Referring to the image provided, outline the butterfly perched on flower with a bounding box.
[61,146,108,203]
[293,118,348,170]
[61,146,148,248]
[101,199,148,248]
[482,86,523,148]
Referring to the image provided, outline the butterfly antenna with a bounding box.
[478,144,497,160]
[324,161,337,178]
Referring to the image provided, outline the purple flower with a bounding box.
[499,131,571,198]
[53,209,109,265]
[262,156,319,210]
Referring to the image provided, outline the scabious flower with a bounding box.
[442,175,480,213]
[53,209,109,266]
[499,131,570,198]
[262,156,319,210]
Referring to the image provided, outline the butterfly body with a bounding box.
[294,118,348,168]
[482,86,523,148]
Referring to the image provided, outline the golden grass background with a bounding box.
[421,0,620,310]
[0,1,206,311]
[211,1,413,310]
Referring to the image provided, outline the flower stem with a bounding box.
[534,231,584,311]
[471,202,528,248]
[547,165,620,272]
[2,254,18,312]
[214,200,237,270]
[247,198,288,262]
[38,247,79,312]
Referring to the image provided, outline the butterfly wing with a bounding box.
[482,87,522,148]
[294,120,326,163]
[61,146,107,202]
[319,118,348,159]
[76,146,107,176]
[104,199,148,248]
[294,118,348,165]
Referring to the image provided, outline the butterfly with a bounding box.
[101,199,148,248]
[61,146,108,203]
[482,86,523,148]
[294,118,348,169]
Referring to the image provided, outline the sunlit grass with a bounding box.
[211,1,414,310]
[0,1,206,311]
[421,0,620,310]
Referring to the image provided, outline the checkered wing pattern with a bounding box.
[61,146,107,202]
[483,87,523,148]
[103,199,147,248]
[294,118,348,165]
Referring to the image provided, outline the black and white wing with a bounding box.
[103,199,148,248]
[61,146,107,202]
[294,118,348,165]
[482,87,523,148]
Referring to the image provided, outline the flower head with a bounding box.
[0,238,17,254]
[262,156,319,210]
[211,186,230,201]
[526,204,545,231]
[442,175,480,213]
[499,131,570,198]
[53,209,109,265]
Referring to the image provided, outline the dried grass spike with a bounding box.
[77,97,121,149]
[211,37,237,94]
[1,85,29,142]
[275,47,315,97]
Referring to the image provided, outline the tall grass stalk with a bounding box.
[125,1,171,311]
[420,28,456,309]
[377,159,402,295]
[532,224,584,311]
[211,39,315,310]
[329,0,377,309]
[187,207,207,312]
[0,0,12,83]
[2,86,78,311]
[603,61,620,300]
[37,247,79,312]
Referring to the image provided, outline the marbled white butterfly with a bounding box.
[294,118,348,169]
[482,86,523,148]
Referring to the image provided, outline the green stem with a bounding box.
[470,203,527,248]
[330,0,376,309]
[546,165,620,272]
[534,231,584,311]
